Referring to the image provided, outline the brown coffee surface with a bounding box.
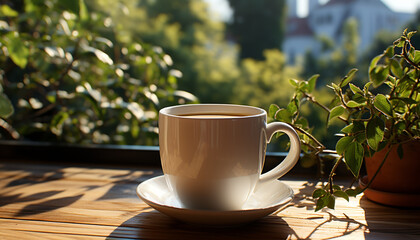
[178,113,249,118]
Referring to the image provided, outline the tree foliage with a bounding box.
[227,0,287,60]
[232,49,297,109]
[93,0,240,104]
[0,0,196,144]
[302,18,360,86]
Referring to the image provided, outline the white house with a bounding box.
[283,0,414,64]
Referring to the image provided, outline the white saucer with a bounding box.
[136,175,293,225]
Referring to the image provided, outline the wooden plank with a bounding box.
[1,160,420,240]
[0,228,105,240]
[0,218,114,237]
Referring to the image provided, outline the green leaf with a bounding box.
[315,197,326,212]
[275,109,292,123]
[340,68,358,87]
[366,116,385,151]
[298,81,307,92]
[355,132,366,143]
[341,124,353,134]
[289,79,298,87]
[327,194,335,209]
[398,97,417,105]
[51,111,70,128]
[394,38,405,48]
[345,188,361,197]
[79,0,89,21]
[390,59,404,78]
[0,5,18,17]
[369,54,390,88]
[46,92,56,104]
[336,136,353,155]
[346,100,364,108]
[0,93,14,118]
[354,121,366,132]
[384,46,395,58]
[312,188,326,199]
[341,121,365,134]
[407,30,416,39]
[5,32,29,69]
[395,121,406,135]
[344,141,364,177]
[332,185,341,191]
[369,54,382,73]
[374,94,392,116]
[287,98,298,115]
[413,50,420,64]
[330,82,340,92]
[333,190,349,201]
[328,106,345,125]
[268,104,280,118]
[364,82,372,94]
[295,118,308,129]
[131,118,140,138]
[349,83,363,94]
[58,0,80,14]
[352,93,366,104]
[307,74,319,93]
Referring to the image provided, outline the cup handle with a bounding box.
[259,122,301,183]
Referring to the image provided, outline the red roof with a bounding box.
[324,0,353,6]
[286,17,314,37]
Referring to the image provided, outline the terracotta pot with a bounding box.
[362,140,420,207]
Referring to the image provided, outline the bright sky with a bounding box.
[381,0,420,12]
[299,0,420,16]
[206,0,420,21]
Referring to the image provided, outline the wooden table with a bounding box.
[1,159,419,239]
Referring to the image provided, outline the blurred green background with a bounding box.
[0,0,419,151]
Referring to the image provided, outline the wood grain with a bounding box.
[1,160,419,239]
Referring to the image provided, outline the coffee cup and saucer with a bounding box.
[136,104,301,225]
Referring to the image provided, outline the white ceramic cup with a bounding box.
[159,104,300,210]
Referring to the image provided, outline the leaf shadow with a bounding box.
[302,211,368,240]
[97,171,159,201]
[0,190,63,207]
[5,170,65,188]
[15,194,84,217]
[290,180,319,211]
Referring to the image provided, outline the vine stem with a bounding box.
[293,125,326,152]
[402,39,420,99]
[327,156,343,193]
[0,118,20,139]
[303,92,349,124]
[402,39,420,71]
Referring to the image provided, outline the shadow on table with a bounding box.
[107,211,295,240]
[360,195,420,239]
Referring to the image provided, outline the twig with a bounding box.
[293,125,326,152]
[327,156,343,193]
[0,118,20,139]
[303,92,349,124]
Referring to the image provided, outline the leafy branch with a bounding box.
[270,30,420,210]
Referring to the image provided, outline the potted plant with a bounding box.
[269,30,420,210]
